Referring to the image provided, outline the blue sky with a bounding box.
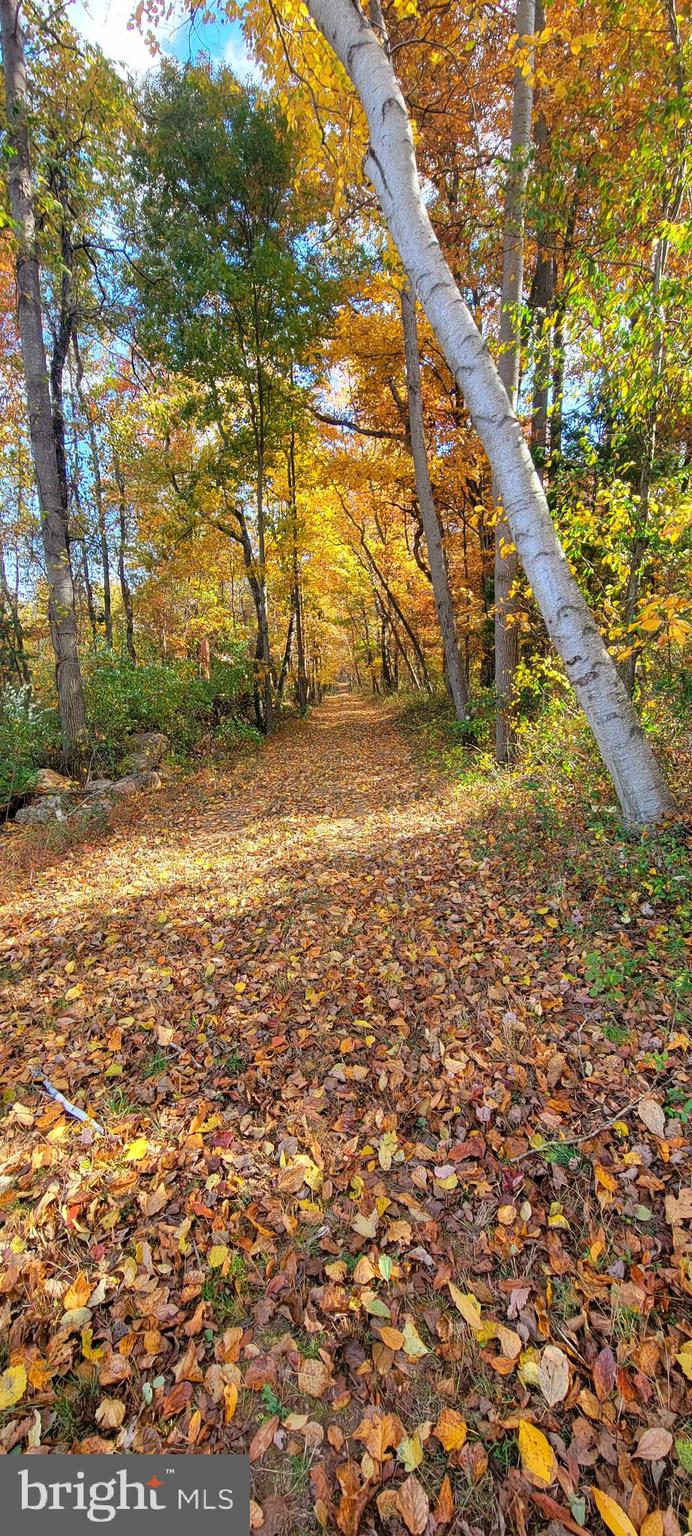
[70,0,259,80]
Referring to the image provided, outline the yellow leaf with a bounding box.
[517,1420,557,1485]
[434,1407,467,1451]
[675,1341,692,1380]
[63,1271,92,1310]
[224,1381,239,1422]
[0,1363,27,1410]
[397,1431,424,1471]
[208,1244,229,1269]
[124,1137,148,1162]
[447,1282,482,1330]
[401,1317,429,1359]
[590,1486,639,1536]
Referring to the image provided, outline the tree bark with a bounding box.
[305,0,673,825]
[494,0,535,763]
[621,0,686,697]
[1,0,87,763]
[73,337,112,647]
[288,430,308,711]
[401,281,469,720]
[113,454,136,662]
[0,536,30,684]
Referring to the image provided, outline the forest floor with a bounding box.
[0,695,690,1536]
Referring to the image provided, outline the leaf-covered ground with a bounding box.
[0,696,690,1536]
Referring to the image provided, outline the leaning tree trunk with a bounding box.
[401,281,470,721]
[1,0,86,763]
[494,0,535,763]
[305,0,673,825]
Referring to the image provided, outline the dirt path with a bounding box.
[0,697,688,1533]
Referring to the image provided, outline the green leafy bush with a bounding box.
[82,646,254,768]
[0,686,60,806]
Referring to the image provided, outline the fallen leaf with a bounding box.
[638,1098,666,1139]
[518,1420,557,1485]
[433,1407,467,1452]
[396,1474,429,1535]
[249,1415,279,1463]
[297,1357,331,1398]
[591,1487,639,1536]
[63,1272,91,1310]
[434,1473,454,1526]
[95,1398,125,1429]
[538,1344,570,1405]
[0,1364,27,1410]
[447,1282,482,1330]
[634,1427,673,1461]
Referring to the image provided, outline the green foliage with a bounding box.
[131,62,337,486]
[0,686,60,805]
[82,648,254,767]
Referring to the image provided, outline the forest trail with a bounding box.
[0,698,688,1528]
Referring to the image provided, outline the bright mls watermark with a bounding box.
[4,1455,249,1531]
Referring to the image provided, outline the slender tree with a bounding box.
[0,0,86,761]
[494,0,535,762]
[401,281,469,721]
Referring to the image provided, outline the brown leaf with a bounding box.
[297,1357,331,1397]
[94,1398,125,1430]
[593,1345,616,1401]
[249,1415,279,1463]
[635,1428,673,1461]
[396,1475,430,1536]
[98,1353,131,1387]
[434,1474,454,1527]
[638,1098,666,1139]
[538,1344,570,1405]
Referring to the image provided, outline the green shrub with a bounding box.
[82,645,254,768]
[0,686,60,806]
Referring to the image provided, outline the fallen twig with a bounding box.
[32,1071,105,1136]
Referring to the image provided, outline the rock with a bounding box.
[122,732,168,772]
[15,795,69,826]
[83,778,115,795]
[110,770,161,796]
[33,768,76,795]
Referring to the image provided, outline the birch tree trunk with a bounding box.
[1,0,87,763]
[401,281,470,721]
[494,0,535,763]
[305,0,673,825]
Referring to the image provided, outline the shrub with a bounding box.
[82,645,255,768]
[0,686,60,807]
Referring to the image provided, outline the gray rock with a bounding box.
[83,778,115,795]
[110,770,161,796]
[15,795,69,826]
[122,731,168,772]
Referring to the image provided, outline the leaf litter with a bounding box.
[0,697,690,1536]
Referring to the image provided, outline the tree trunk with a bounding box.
[277,598,295,700]
[401,280,469,720]
[0,537,30,684]
[622,0,685,698]
[74,337,112,647]
[529,8,554,483]
[1,0,86,763]
[256,456,273,733]
[306,0,673,825]
[113,454,136,662]
[494,0,535,763]
[288,431,308,711]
